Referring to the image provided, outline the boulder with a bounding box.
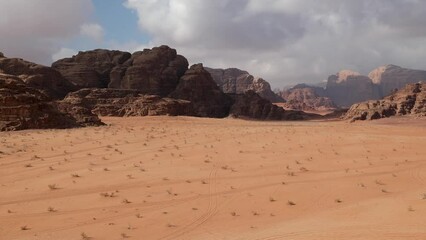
[205,67,284,102]
[344,83,426,121]
[170,64,232,118]
[0,57,75,99]
[52,49,131,88]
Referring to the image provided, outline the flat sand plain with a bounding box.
[1,116,425,240]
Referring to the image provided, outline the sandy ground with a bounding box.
[1,116,425,240]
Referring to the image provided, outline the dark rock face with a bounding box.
[0,73,102,131]
[205,67,284,102]
[368,65,426,96]
[0,57,75,99]
[109,45,189,96]
[344,83,426,121]
[229,90,318,120]
[62,88,192,117]
[325,70,381,108]
[52,46,188,97]
[280,84,336,111]
[229,90,285,120]
[170,64,232,118]
[52,49,131,89]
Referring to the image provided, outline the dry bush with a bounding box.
[48,184,59,190]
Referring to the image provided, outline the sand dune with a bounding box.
[1,117,425,240]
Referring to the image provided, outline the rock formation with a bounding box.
[61,65,317,121]
[0,54,75,99]
[1,45,324,131]
[368,65,426,96]
[52,46,189,97]
[205,67,284,102]
[62,88,192,117]
[280,84,336,111]
[109,46,189,96]
[325,70,381,107]
[170,64,232,118]
[229,90,318,120]
[52,49,131,88]
[344,83,426,121]
[0,73,102,131]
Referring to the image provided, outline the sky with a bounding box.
[1,0,426,88]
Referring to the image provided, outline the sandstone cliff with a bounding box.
[325,70,381,107]
[52,46,189,97]
[52,49,131,88]
[368,65,426,96]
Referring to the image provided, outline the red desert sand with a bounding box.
[1,116,425,239]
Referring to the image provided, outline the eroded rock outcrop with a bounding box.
[229,90,318,120]
[62,88,192,117]
[109,45,188,96]
[53,46,189,97]
[0,73,102,131]
[325,70,381,107]
[170,64,232,118]
[52,49,131,88]
[0,55,75,99]
[206,67,284,102]
[344,83,426,121]
[280,84,336,111]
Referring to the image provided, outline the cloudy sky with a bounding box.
[1,0,425,88]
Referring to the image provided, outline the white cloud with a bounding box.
[0,0,94,65]
[52,48,78,62]
[125,0,426,87]
[80,23,105,43]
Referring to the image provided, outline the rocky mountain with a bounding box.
[52,46,188,97]
[1,46,320,131]
[344,82,426,121]
[0,53,75,99]
[325,70,381,108]
[368,65,426,96]
[324,66,426,108]
[0,73,102,131]
[205,67,284,102]
[280,84,336,111]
